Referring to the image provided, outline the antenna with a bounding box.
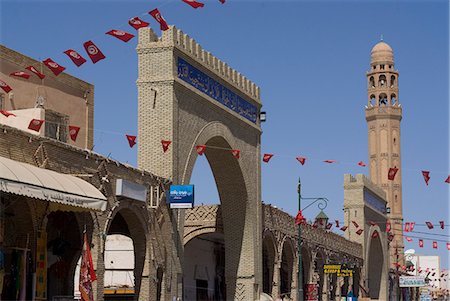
[380,34,384,41]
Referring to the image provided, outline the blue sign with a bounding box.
[168,185,194,209]
[364,190,386,214]
[177,57,258,123]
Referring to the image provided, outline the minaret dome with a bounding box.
[371,41,394,65]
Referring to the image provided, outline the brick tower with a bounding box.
[365,40,404,262]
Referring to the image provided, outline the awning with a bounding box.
[0,155,107,211]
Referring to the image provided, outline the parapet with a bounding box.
[344,174,386,201]
[137,26,261,103]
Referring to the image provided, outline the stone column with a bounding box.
[322,273,329,301]
[272,259,281,298]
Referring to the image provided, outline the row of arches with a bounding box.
[369,74,396,89]
[368,93,398,107]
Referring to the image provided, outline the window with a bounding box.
[369,76,375,88]
[391,94,397,105]
[380,64,385,70]
[149,185,160,208]
[379,93,388,106]
[379,75,386,87]
[390,75,396,88]
[45,110,68,142]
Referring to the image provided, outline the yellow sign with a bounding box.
[35,231,47,300]
[324,264,353,277]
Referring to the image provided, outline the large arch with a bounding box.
[367,229,386,299]
[314,250,326,301]
[262,230,277,296]
[279,237,295,299]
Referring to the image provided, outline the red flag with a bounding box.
[79,232,97,301]
[219,0,225,3]
[447,243,450,250]
[10,71,30,79]
[323,159,337,163]
[440,221,445,229]
[262,153,273,163]
[388,167,398,180]
[296,156,306,165]
[0,110,16,117]
[312,221,318,228]
[69,126,80,142]
[388,234,394,242]
[0,80,12,93]
[404,222,411,232]
[426,222,434,229]
[356,229,363,235]
[196,145,206,155]
[28,119,44,132]
[106,30,135,42]
[161,140,171,153]
[422,170,430,186]
[410,222,415,232]
[340,226,348,232]
[446,176,450,183]
[128,17,150,30]
[149,9,169,31]
[326,223,333,230]
[43,58,66,76]
[231,149,240,159]
[295,210,304,225]
[405,237,412,242]
[419,239,424,248]
[26,65,45,79]
[372,231,379,238]
[64,49,87,67]
[126,135,136,148]
[352,221,359,228]
[433,241,438,249]
[335,220,340,228]
[83,41,106,64]
[182,0,205,8]
[358,161,366,167]
[386,222,391,232]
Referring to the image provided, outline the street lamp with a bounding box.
[297,178,329,301]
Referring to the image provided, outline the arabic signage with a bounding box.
[168,185,194,209]
[399,276,426,287]
[177,57,258,124]
[323,264,353,277]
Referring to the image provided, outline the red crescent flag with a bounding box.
[126,135,137,148]
[422,170,431,185]
[296,156,306,165]
[0,80,12,93]
[446,175,450,183]
[231,149,240,159]
[372,231,379,238]
[64,49,87,67]
[219,0,225,3]
[149,9,169,31]
[410,222,415,232]
[69,126,80,142]
[28,119,44,132]
[326,223,333,230]
[352,221,359,228]
[182,0,205,8]
[426,222,434,229]
[312,221,318,228]
[440,221,445,229]
[340,226,348,232]
[0,110,16,117]
[196,145,206,155]
[388,167,398,180]
[323,159,337,163]
[106,30,135,42]
[161,140,171,153]
[419,239,424,248]
[447,243,450,250]
[128,17,150,30]
[388,234,394,242]
[358,161,366,167]
[10,71,30,79]
[404,222,411,232]
[262,153,273,163]
[79,232,97,301]
[83,41,106,64]
[43,58,66,76]
[356,229,363,235]
[295,210,304,225]
[335,220,340,228]
[26,65,45,79]
[405,237,412,242]
[433,241,438,249]
[386,222,391,232]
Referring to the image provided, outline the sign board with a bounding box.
[168,185,194,209]
[115,179,148,202]
[305,283,318,301]
[399,276,426,287]
[419,288,431,301]
[323,264,353,277]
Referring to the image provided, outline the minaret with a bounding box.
[365,40,404,262]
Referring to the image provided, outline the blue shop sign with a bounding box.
[168,185,194,209]
[177,57,258,123]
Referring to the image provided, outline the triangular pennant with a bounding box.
[445,175,450,183]
[404,222,410,232]
[422,170,431,186]
[161,140,171,153]
[28,119,44,132]
[69,125,80,142]
[0,110,16,117]
[352,221,359,228]
[388,167,399,180]
[340,226,348,232]
[323,159,337,164]
[410,222,415,232]
[231,149,240,159]
[358,161,366,167]
[182,0,205,8]
[447,243,450,250]
[426,222,434,229]
[10,71,30,79]
[262,153,273,163]
[356,229,364,235]
[126,135,137,148]
[295,210,304,225]
[335,220,340,228]
[25,65,45,79]
[439,221,445,229]
[296,156,306,165]
[419,239,424,248]
[326,223,333,230]
[196,145,206,156]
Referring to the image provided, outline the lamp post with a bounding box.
[297,178,329,301]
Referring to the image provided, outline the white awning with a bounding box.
[0,155,107,211]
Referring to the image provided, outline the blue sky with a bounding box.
[1,0,449,268]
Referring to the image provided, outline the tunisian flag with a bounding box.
[0,80,12,93]
[64,49,87,67]
[83,41,106,64]
[10,71,31,79]
[80,232,97,301]
[106,30,135,42]
[69,126,81,142]
[182,0,205,8]
[149,9,169,31]
[43,58,66,76]
[128,17,149,30]
[26,65,46,79]
[28,119,44,132]
[388,167,399,180]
